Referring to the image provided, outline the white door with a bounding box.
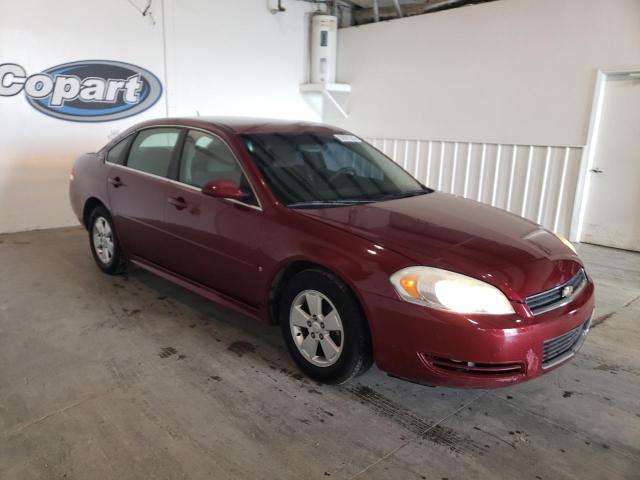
[581,74,640,251]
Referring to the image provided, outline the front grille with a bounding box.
[542,317,591,368]
[424,355,525,376]
[526,269,587,315]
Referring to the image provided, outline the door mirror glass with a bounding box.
[202,179,248,200]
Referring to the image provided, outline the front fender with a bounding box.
[257,209,415,347]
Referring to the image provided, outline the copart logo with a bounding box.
[0,60,162,122]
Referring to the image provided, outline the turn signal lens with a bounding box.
[390,266,515,315]
[399,274,419,299]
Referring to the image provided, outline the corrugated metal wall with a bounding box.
[367,138,584,237]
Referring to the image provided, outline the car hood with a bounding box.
[297,192,582,300]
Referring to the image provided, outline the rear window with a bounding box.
[106,135,133,165]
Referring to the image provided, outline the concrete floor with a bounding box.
[0,227,639,480]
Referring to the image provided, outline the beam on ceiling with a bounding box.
[391,0,403,17]
[352,0,492,25]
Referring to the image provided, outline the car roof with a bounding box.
[143,116,345,135]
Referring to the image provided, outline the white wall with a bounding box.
[0,0,317,234]
[326,0,640,238]
[328,0,640,146]
[164,1,316,119]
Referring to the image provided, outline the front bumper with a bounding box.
[363,278,595,388]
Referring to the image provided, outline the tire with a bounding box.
[279,269,372,384]
[88,206,127,275]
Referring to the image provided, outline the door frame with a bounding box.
[570,66,640,242]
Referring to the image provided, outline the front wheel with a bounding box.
[88,206,127,275]
[279,269,372,384]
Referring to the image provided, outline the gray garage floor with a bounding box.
[0,227,639,480]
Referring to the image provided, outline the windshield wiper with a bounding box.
[374,189,430,201]
[287,199,373,209]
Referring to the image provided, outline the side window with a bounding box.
[126,128,181,177]
[179,130,258,205]
[106,135,133,165]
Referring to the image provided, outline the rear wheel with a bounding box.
[279,269,372,384]
[88,206,127,275]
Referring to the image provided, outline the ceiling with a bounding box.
[348,0,426,7]
[341,0,498,26]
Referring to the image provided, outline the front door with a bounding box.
[107,127,182,265]
[161,129,262,306]
[582,74,640,251]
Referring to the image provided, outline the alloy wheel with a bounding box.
[92,216,114,265]
[289,289,344,367]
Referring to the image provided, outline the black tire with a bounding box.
[279,269,372,384]
[88,206,127,275]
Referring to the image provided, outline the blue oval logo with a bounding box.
[0,60,162,122]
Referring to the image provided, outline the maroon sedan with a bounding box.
[69,117,594,387]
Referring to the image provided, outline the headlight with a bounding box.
[390,266,515,314]
[555,233,577,254]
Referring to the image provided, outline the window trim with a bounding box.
[105,124,263,212]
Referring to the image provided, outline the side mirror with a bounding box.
[201,179,248,201]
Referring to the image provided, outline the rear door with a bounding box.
[107,127,182,266]
[161,129,262,306]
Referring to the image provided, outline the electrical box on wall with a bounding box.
[310,14,337,84]
[302,14,350,118]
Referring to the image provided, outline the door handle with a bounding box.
[167,196,188,210]
[108,176,124,188]
[590,168,603,174]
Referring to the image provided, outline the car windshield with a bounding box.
[242,132,430,208]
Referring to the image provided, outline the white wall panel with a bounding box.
[368,138,583,237]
